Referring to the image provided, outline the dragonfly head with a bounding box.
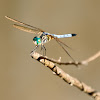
[33,36,41,45]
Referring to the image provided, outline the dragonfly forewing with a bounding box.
[13,24,42,34]
[5,16,44,32]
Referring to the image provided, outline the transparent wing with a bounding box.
[13,24,43,34]
[5,16,44,33]
[54,37,75,61]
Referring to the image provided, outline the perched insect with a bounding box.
[5,16,77,61]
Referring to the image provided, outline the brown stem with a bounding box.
[30,51,100,100]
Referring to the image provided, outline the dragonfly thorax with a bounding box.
[33,36,41,45]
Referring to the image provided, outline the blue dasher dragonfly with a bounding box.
[5,16,77,61]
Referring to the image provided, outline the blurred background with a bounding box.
[0,0,100,100]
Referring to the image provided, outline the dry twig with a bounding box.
[30,51,100,100]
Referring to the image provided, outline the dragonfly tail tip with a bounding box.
[72,34,77,36]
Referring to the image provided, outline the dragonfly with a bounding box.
[5,16,77,61]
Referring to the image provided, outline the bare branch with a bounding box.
[30,51,100,66]
[82,51,100,63]
[30,51,100,100]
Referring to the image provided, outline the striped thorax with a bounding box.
[33,33,53,46]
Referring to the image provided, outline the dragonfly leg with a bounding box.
[43,45,46,56]
[40,44,46,56]
[30,45,39,55]
[42,45,46,63]
[41,45,43,51]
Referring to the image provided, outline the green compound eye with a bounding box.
[33,37,41,45]
[37,38,41,45]
[33,37,37,41]
[38,40,40,42]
